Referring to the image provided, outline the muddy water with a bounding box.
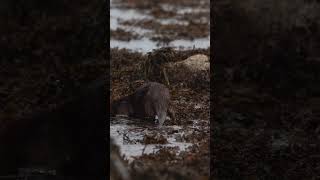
[110,0,210,53]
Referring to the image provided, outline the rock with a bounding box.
[173,54,210,72]
[165,54,210,89]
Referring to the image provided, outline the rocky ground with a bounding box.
[110,0,211,179]
[110,47,210,180]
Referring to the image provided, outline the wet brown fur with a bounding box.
[111,82,171,125]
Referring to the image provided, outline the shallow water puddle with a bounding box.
[110,37,210,53]
[110,117,200,163]
[110,38,158,53]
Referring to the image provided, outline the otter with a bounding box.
[111,82,171,126]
